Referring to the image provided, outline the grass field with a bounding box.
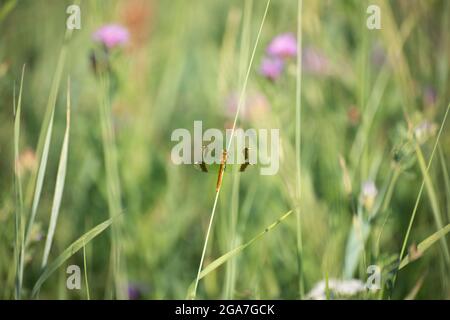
[0,0,449,299]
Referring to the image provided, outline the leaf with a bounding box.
[13,65,25,299]
[398,102,450,272]
[414,143,450,264]
[438,145,450,222]
[24,39,70,246]
[399,223,450,270]
[187,209,293,299]
[41,78,71,268]
[31,217,115,298]
[343,215,370,278]
[25,108,55,245]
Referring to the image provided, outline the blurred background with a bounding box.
[0,0,449,299]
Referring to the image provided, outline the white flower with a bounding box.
[361,180,378,211]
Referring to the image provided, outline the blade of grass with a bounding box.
[343,215,370,278]
[378,0,417,123]
[399,103,450,263]
[225,0,270,153]
[399,224,450,270]
[41,78,71,268]
[98,71,126,300]
[224,0,253,299]
[224,166,240,299]
[13,65,25,299]
[375,166,402,257]
[438,145,450,221]
[24,28,73,246]
[350,12,417,166]
[414,143,450,264]
[394,103,450,295]
[188,209,293,299]
[83,241,90,300]
[295,0,305,299]
[25,109,55,246]
[192,0,271,299]
[31,217,115,297]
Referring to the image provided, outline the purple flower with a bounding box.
[93,24,129,49]
[267,33,297,58]
[260,57,284,80]
[127,283,143,300]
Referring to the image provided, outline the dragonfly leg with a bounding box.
[239,147,250,172]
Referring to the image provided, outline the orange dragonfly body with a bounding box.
[216,150,227,192]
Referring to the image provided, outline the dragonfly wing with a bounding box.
[239,147,251,172]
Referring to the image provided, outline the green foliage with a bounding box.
[0,0,449,299]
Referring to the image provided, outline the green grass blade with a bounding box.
[399,224,450,270]
[224,167,240,299]
[295,0,305,299]
[399,103,450,262]
[98,71,126,299]
[414,143,450,264]
[25,108,55,246]
[188,209,293,299]
[221,0,253,300]
[225,0,271,151]
[13,65,25,299]
[32,217,115,298]
[83,241,90,300]
[343,216,370,278]
[24,29,73,245]
[41,79,71,268]
[438,145,450,221]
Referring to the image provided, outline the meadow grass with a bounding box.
[295,0,305,298]
[13,65,25,299]
[0,0,449,300]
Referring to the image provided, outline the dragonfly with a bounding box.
[194,147,252,192]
